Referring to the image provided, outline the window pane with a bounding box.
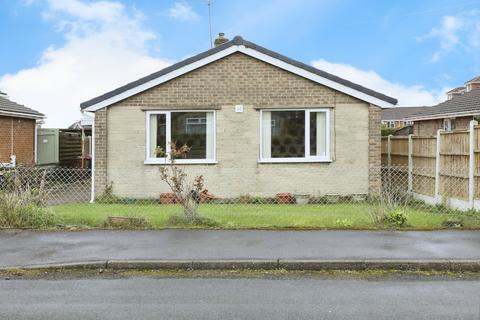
[150,114,166,158]
[171,112,213,159]
[310,111,326,156]
[270,111,305,158]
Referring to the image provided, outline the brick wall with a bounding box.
[368,105,382,196]
[413,116,474,136]
[94,108,107,196]
[94,52,382,198]
[0,115,36,165]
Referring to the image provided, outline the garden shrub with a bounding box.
[383,208,408,227]
[441,218,464,228]
[0,189,56,229]
[334,218,353,228]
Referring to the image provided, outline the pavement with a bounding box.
[1,276,479,319]
[1,230,480,270]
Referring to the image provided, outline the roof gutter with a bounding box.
[406,110,480,121]
[0,110,44,120]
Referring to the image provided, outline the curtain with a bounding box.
[262,111,272,158]
[149,114,157,158]
[206,112,214,159]
[316,112,326,156]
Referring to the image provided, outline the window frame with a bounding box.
[144,110,217,165]
[259,108,331,163]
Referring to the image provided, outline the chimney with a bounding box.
[446,87,465,100]
[214,33,229,47]
[465,76,480,92]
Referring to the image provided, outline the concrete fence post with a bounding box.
[434,130,442,203]
[387,135,392,168]
[468,120,477,209]
[408,134,413,193]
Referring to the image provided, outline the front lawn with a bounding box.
[52,203,480,230]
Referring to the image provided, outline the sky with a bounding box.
[1,0,480,127]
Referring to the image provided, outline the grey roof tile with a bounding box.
[382,106,430,120]
[406,89,480,120]
[0,96,44,118]
[81,35,398,109]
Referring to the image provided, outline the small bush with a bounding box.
[383,208,408,227]
[334,219,353,228]
[441,218,464,228]
[96,182,120,204]
[0,191,56,229]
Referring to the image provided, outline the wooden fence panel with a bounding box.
[411,136,436,196]
[59,131,82,167]
[439,131,469,200]
[474,126,480,199]
[382,122,479,208]
[389,137,408,167]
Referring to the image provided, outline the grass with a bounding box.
[52,203,480,230]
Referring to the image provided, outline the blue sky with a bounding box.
[1,0,480,127]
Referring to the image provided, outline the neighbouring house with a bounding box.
[81,34,397,199]
[406,76,480,136]
[0,92,44,166]
[381,106,428,129]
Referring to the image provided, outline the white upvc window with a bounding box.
[259,108,331,163]
[145,110,216,164]
[443,118,455,131]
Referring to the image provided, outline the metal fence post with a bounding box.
[408,134,413,193]
[434,130,442,203]
[469,120,477,209]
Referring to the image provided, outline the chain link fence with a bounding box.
[0,164,479,229]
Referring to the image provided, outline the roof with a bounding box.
[406,89,480,121]
[0,96,44,119]
[69,114,93,129]
[382,106,430,121]
[447,86,465,94]
[466,76,480,83]
[81,36,398,111]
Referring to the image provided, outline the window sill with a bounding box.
[144,159,218,165]
[258,158,333,164]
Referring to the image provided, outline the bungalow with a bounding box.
[406,76,480,136]
[81,34,397,199]
[0,92,44,166]
[381,106,428,129]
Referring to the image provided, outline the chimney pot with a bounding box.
[214,32,229,47]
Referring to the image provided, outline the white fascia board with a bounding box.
[238,46,395,108]
[84,44,396,112]
[84,46,239,112]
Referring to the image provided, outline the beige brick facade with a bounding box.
[94,52,382,198]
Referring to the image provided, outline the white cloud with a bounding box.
[168,1,200,22]
[0,0,171,127]
[419,10,480,62]
[312,59,446,106]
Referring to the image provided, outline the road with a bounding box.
[1,276,479,319]
[1,230,480,267]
